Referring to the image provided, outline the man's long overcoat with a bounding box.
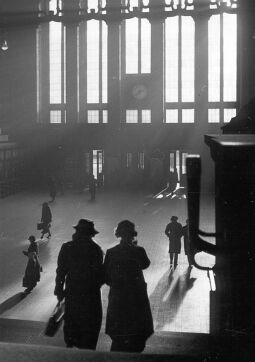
[165,221,183,253]
[54,236,104,339]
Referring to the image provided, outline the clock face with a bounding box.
[132,84,148,100]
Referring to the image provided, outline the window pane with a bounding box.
[126,110,138,123]
[88,110,99,123]
[126,18,138,74]
[50,21,62,103]
[50,110,61,123]
[223,14,237,102]
[208,109,220,123]
[141,109,151,123]
[103,110,108,123]
[224,108,236,123]
[208,15,220,102]
[130,0,139,9]
[166,109,178,123]
[87,20,99,103]
[141,19,151,73]
[165,17,178,102]
[182,17,195,102]
[88,0,99,12]
[102,21,108,103]
[182,109,194,123]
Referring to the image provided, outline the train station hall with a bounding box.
[0,1,255,361]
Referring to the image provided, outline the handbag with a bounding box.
[37,222,44,230]
[44,300,65,337]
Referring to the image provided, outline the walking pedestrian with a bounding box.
[22,235,41,294]
[165,216,183,268]
[41,202,52,239]
[103,220,154,353]
[54,219,104,349]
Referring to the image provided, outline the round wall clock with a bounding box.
[132,84,148,100]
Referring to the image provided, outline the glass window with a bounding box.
[141,19,151,74]
[126,18,139,74]
[49,21,62,104]
[182,17,195,102]
[166,109,178,123]
[224,108,236,123]
[88,110,99,123]
[223,13,237,102]
[126,110,138,123]
[141,110,151,123]
[182,109,194,123]
[87,20,100,103]
[50,110,62,123]
[102,110,108,123]
[165,17,178,102]
[208,109,220,123]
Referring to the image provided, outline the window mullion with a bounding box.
[61,24,65,123]
[178,16,182,123]
[220,13,224,121]
[138,17,141,74]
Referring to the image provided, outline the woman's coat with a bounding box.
[103,241,154,339]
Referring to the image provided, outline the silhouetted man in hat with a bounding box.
[165,216,183,268]
[54,219,103,349]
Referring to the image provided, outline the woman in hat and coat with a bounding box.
[54,219,104,350]
[22,235,41,293]
[103,220,154,353]
[165,216,183,268]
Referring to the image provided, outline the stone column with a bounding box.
[149,0,164,125]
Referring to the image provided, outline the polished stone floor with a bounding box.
[0,188,216,349]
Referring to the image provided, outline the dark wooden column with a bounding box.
[106,0,122,128]
[205,134,255,335]
[150,0,164,125]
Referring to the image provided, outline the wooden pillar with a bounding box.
[205,134,255,335]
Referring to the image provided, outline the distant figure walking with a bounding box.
[54,219,104,349]
[103,220,154,353]
[48,176,57,203]
[182,219,192,267]
[89,174,96,201]
[22,235,41,294]
[165,216,183,268]
[41,202,52,239]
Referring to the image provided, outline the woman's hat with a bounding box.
[171,216,178,221]
[73,219,99,235]
[115,220,137,237]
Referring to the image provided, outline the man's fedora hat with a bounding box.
[73,219,99,235]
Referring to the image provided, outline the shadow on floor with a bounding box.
[0,292,27,315]
[150,266,196,330]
